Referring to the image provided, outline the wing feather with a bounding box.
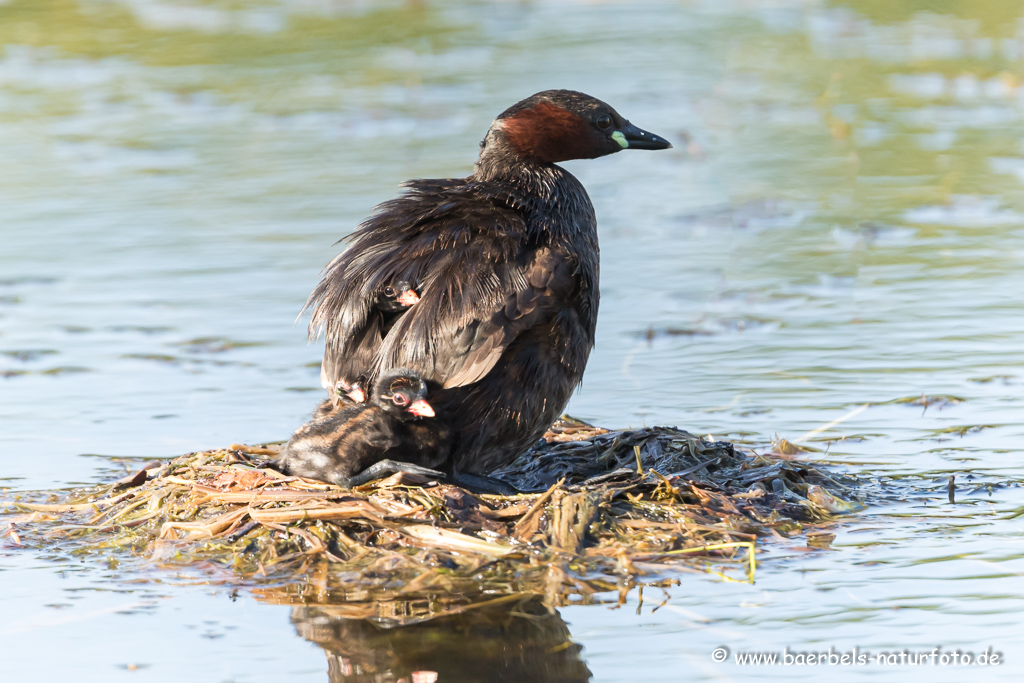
[306,180,578,392]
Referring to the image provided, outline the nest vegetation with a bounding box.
[3,418,861,626]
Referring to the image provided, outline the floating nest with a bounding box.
[2,418,861,626]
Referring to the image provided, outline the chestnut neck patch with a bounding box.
[499,102,595,163]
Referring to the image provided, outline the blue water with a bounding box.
[4,0,1024,680]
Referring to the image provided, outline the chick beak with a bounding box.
[347,387,366,403]
[406,399,435,418]
[616,121,672,150]
[396,290,420,307]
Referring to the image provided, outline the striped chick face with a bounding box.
[376,280,420,313]
[374,369,434,420]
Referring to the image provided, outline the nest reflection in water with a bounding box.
[290,594,591,683]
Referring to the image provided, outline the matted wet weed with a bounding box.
[2,418,862,625]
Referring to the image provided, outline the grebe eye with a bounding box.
[384,286,396,297]
[392,393,408,406]
[596,114,613,130]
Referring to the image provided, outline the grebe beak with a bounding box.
[396,290,420,307]
[615,121,672,150]
[407,399,435,418]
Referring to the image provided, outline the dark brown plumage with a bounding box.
[276,369,449,487]
[305,90,670,476]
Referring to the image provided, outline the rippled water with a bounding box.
[4,0,1024,680]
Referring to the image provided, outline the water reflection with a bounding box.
[289,596,591,683]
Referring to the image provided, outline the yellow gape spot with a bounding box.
[611,131,628,149]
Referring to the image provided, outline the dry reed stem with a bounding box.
[512,478,564,540]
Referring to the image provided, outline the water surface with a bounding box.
[3,0,1024,680]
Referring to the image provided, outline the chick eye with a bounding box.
[384,286,396,297]
[392,393,408,406]
[596,114,613,130]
